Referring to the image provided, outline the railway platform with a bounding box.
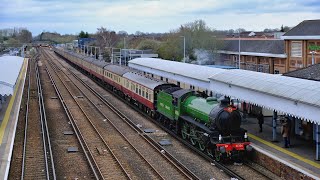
[0,58,28,179]
[242,115,320,179]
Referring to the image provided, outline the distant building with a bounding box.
[218,19,320,74]
[225,31,283,39]
[78,38,96,47]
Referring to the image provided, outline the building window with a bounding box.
[291,41,302,57]
[274,70,280,74]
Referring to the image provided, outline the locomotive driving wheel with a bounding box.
[198,139,206,151]
[189,127,197,146]
[181,123,189,140]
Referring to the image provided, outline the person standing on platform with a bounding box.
[281,118,290,148]
[242,101,247,119]
[257,111,264,132]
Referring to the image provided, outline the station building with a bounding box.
[219,19,320,74]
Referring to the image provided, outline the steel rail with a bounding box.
[45,50,152,180]
[48,50,201,180]
[21,54,54,180]
[52,49,265,180]
[63,60,200,180]
[20,55,31,180]
[35,60,57,179]
[58,49,275,179]
[45,64,103,179]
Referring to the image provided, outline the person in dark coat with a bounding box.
[257,111,264,132]
[242,101,247,119]
[281,118,290,148]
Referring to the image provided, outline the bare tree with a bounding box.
[17,29,32,43]
[96,27,119,48]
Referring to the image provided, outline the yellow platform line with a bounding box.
[249,133,320,169]
[0,59,27,144]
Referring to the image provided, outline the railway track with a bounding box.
[45,56,127,179]
[44,48,199,179]
[48,48,275,179]
[21,55,56,180]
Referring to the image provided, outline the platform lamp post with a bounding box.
[272,111,278,142]
[310,50,317,65]
[124,37,126,49]
[238,30,241,69]
[180,36,186,63]
[316,123,320,160]
[124,37,126,65]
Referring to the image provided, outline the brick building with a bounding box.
[219,19,320,74]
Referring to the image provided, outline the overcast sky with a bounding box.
[1,0,320,36]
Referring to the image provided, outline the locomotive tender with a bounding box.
[54,48,252,161]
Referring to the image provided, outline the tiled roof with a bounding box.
[283,63,320,81]
[221,40,285,54]
[283,20,320,36]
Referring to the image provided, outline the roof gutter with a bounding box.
[218,50,287,58]
[281,36,320,40]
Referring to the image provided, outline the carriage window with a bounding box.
[146,91,149,99]
[136,86,138,93]
[166,78,168,82]
[160,77,163,81]
[177,81,180,87]
[139,88,141,95]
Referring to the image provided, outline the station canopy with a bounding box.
[129,58,226,82]
[0,56,24,95]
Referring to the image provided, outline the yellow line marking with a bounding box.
[0,58,27,144]
[248,133,320,169]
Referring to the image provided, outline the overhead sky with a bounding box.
[1,0,320,36]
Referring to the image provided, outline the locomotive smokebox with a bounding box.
[209,106,242,134]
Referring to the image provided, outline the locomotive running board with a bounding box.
[180,115,213,134]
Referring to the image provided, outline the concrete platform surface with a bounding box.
[242,115,320,179]
[0,59,27,179]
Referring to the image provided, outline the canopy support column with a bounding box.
[316,124,320,161]
[272,110,278,142]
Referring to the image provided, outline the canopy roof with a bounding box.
[0,56,24,95]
